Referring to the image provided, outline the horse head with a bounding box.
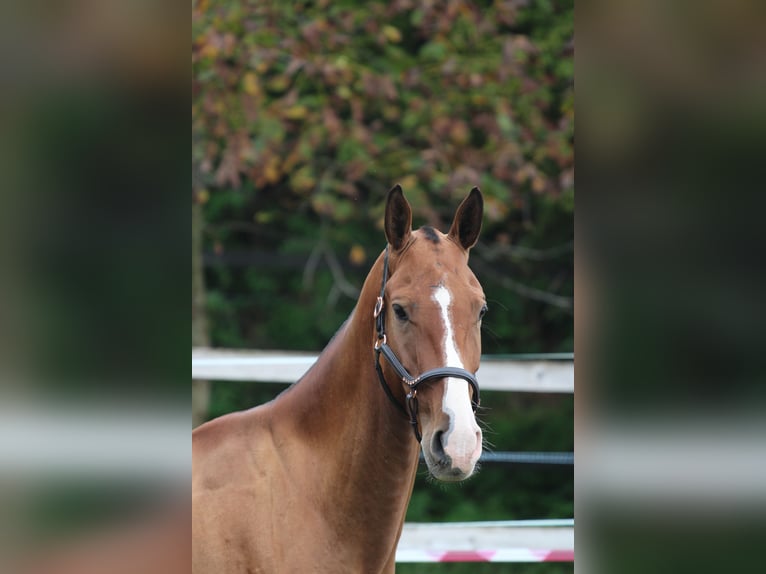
[378,185,485,481]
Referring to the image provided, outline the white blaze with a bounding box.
[432,285,481,469]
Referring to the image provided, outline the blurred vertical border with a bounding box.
[577,0,766,573]
[0,1,189,572]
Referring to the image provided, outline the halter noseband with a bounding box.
[373,246,481,442]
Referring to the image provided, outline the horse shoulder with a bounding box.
[193,406,290,573]
[194,407,276,479]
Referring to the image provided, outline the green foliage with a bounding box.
[193,0,573,354]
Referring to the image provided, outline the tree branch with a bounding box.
[472,260,573,312]
[323,245,360,300]
[301,225,360,303]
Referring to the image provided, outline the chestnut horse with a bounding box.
[192,186,487,573]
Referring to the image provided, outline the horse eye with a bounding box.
[479,304,488,320]
[392,304,409,322]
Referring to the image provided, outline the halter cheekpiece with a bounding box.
[373,245,481,442]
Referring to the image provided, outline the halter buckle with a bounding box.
[373,296,383,318]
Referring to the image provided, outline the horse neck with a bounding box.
[273,253,420,554]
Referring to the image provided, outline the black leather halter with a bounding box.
[373,246,481,442]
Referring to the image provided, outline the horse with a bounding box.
[192,185,487,573]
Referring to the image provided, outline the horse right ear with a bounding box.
[384,184,412,251]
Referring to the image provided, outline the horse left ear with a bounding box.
[449,187,483,251]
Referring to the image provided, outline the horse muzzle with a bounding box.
[421,421,483,482]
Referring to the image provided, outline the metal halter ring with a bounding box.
[374,334,386,350]
[373,296,383,318]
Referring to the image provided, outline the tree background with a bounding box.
[193,1,573,572]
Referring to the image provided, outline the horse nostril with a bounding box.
[432,430,447,459]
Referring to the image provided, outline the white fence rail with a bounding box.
[192,348,574,393]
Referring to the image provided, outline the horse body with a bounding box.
[193,187,485,573]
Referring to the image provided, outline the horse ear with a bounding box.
[384,184,412,251]
[448,187,484,251]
